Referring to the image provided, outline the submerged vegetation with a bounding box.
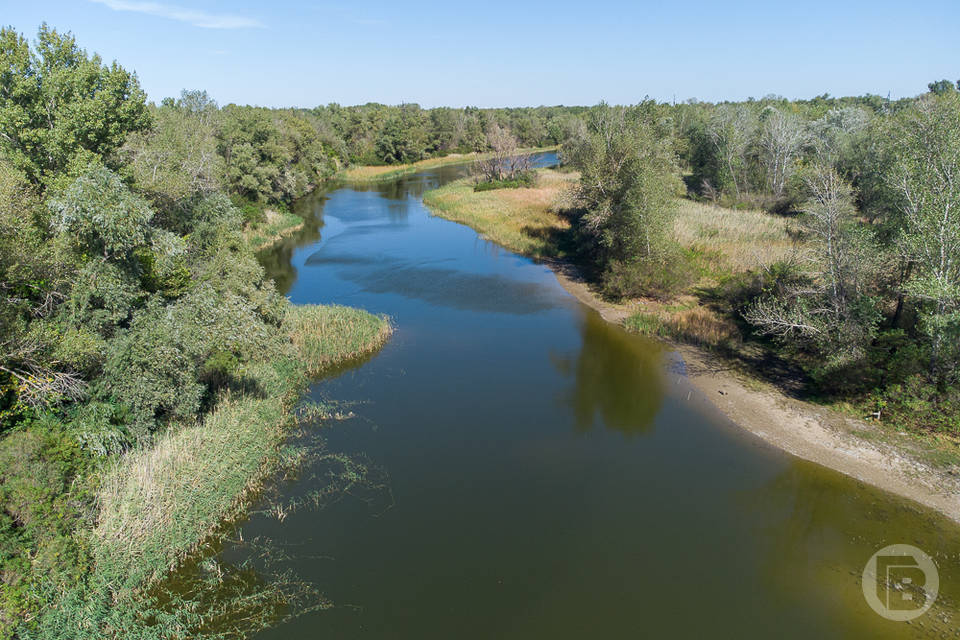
[2,14,960,639]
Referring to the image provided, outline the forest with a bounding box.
[1,21,959,639]
[555,86,960,435]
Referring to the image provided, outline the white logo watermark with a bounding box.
[862,544,939,621]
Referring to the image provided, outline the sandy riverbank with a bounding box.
[543,257,960,523]
[544,261,960,522]
[421,168,960,524]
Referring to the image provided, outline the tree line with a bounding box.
[1,20,958,636]
[561,88,960,434]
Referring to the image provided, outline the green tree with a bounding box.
[887,93,960,383]
[566,103,684,297]
[374,104,428,164]
[746,166,880,373]
[48,165,154,262]
[122,90,224,224]
[705,104,757,198]
[927,79,957,96]
[0,25,149,185]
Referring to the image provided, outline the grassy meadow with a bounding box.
[423,169,578,258]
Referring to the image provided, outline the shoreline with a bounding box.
[542,256,960,524]
[419,170,960,524]
[339,146,558,183]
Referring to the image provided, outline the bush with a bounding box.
[602,253,695,300]
[473,170,537,192]
[231,196,267,227]
[871,375,960,435]
[0,425,94,637]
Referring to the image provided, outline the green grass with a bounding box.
[673,199,799,276]
[340,146,558,183]
[285,304,393,377]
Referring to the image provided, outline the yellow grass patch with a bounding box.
[674,199,798,273]
[423,169,578,258]
[626,302,739,348]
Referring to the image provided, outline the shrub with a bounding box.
[473,170,538,192]
[231,195,267,227]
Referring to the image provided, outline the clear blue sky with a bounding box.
[4,0,958,108]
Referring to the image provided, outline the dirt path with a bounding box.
[545,258,960,524]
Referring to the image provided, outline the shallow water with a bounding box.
[244,155,960,638]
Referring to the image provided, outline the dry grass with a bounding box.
[341,155,472,182]
[626,300,739,348]
[423,169,578,258]
[94,387,289,582]
[341,146,558,183]
[244,208,305,250]
[285,304,393,377]
[93,304,391,583]
[674,199,798,273]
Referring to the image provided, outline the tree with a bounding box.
[758,107,805,197]
[566,103,684,297]
[122,91,224,222]
[808,106,871,168]
[374,104,428,164]
[0,25,149,184]
[927,79,957,96]
[887,93,960,382]
[706,104,756,198]
[746,165,879,370]
[474,124,529,182]
[216,106,333,204]
[0,159,85,413]
[48,165,154,262]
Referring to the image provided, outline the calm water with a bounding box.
[241,155,960,638]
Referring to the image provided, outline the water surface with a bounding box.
[247,156,960,638]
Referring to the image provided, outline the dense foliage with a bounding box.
[2,17,960,640]
[0,26,317,638]
[564,103,687,298]
[654,90,960,432]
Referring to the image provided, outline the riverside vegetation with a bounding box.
[0,25,396,638]
[3,20,960,639]
[425,94,960,456]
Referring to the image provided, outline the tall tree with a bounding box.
[706,104,756,198]
[566,103,683,296]
[758,107,805,197]
[0,25,149,184]
[888,93,960,382]
[747,165,879,369]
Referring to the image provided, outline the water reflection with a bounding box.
[232,152,960,640]
[555,311,666,435]
[258,192,329,295]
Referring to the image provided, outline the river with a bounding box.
[239,153,960,638]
